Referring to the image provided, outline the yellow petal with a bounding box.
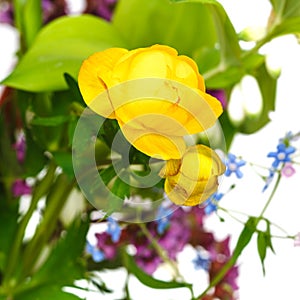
[161,144,225,206]
[78,47,128,117]
[120,123,186,159]
[180,145,225,181]
[159,159,181,178]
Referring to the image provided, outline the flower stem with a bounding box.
[3,162,56,289]
[196,171,282,299]
[138,223,182,280]
[138,223,195,299]
[258,172,281,219]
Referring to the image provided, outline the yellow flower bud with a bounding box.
[159,145,225,206]
[78,45,223,159]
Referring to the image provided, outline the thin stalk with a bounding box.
[196,172,282,299]
[138,223,183,281]
[3,162,56,288]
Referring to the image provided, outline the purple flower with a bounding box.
[13,134,26,163]
[207,89,227,109]
[225,153,246,179]
[84,0,118,21]
[281,163,296,177]
[203,192,224,215]
[0,0,67,27]
[95,232,117,259]
[42,0,67,24]
[12,179,32,197]
[294,233,300,247]
[106,216,121,243]
[267,143,295,168]
[0,2,13,25]
[86,241,105,262]
[158,209,190,260]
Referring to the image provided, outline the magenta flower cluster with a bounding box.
[87,206,239,299]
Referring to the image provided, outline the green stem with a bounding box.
[258,173,281,219]
[138,223,182,280]
[196,171,282,299]
[138,223,195,299]
[3,162,56,289]
[21,173,75,278]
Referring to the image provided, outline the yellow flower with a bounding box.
[159,145,225,206]
[78,45,222,159]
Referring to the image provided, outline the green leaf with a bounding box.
[99,165,117,186]
[14,285,82,300]
[29,217,89,287]
[170,0,219,3]
[123,253,192,289]
[0,201,19,272]
[52,151,74,178]
[256,219,276,275]
[63,73,85,106]
[23,0,42,47]
[257,231,267,275]
[232,217,257,260]
[2,15,127,92]
[113,0,217,57]
[30,115,71,126]
[107,174,131,213]
[268,0,300,36]
[270,0,300,19]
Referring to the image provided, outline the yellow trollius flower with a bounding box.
[78,44,223,160]
[159,145,226,206]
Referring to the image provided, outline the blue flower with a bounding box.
[155,205,173,235]
[225,153,246,179]
[86,242,105,263]
[106,216,121,243]
[267,143,296,168]
[192,252,210,271]
[262,168,275,192]
[203,192,224,215]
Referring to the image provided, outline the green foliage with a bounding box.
[268,0,300,36]
[257,220,275,275]
[123,252,192,289]
[1,15,127,91]
[1,0,299,298]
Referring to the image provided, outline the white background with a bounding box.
[1,0,300,299]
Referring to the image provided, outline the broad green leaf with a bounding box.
[14,285,82,300]
[113,0,217,57]
[270,17,300,36]
[123,253,192,289]
[170,0,219,3]
[268,0,300,36]
[2,15,127,92]
[269,0,300,18]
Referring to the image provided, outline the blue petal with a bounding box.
[92,249,105,263]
